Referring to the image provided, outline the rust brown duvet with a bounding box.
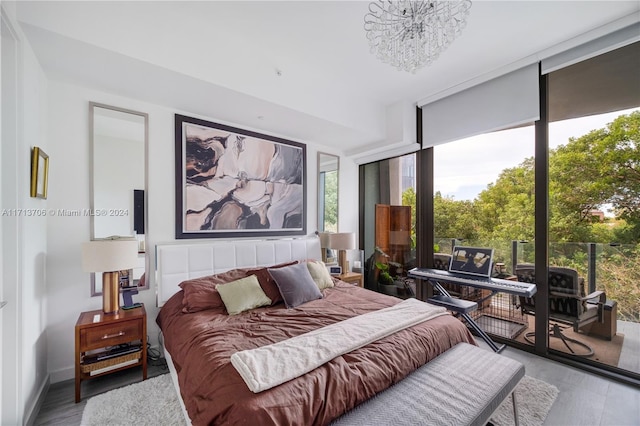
[157,281,475,426]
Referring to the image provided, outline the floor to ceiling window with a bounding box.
[359,38,638,384]
[428,41,639,380]
[448,108,640,375]
[432,125,535,347]
[545,41,639,376]
[425,43,639,378]
[360,154,417,297]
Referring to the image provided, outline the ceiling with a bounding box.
[16,1,640,155]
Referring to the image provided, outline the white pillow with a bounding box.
[306,260,334,290]
[216,275,272,315]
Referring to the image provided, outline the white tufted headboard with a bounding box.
[156,237,322,306]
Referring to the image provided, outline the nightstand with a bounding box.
[75,305,147,402]
[338,272,363,287]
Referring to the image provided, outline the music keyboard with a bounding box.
[408,268,537,297]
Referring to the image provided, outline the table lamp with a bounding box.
[82,239,138,314]
[317,232,332,263]
[329,232,356,274]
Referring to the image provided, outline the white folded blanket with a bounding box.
[230,298,447,393]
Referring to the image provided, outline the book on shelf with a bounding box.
[89,359,139,376]
[82,344,142,364]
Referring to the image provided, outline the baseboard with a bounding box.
[50,365,75,384]
[24,374,50,426]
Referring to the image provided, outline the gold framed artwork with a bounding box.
[30,147,49,199]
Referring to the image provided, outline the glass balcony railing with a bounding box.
[430,238,639,374]
[364,236,638,373]
[433,238,639,323]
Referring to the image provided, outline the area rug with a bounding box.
[81,373,558,426]
[81,374,183,426]
[515,314,624,367]
[490,375,559,426]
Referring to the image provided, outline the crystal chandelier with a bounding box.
[364,1,472,73]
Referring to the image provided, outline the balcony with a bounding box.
[369,238,639,375]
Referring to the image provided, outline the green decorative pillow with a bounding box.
[305,260,334,290]
[216,275,272,315]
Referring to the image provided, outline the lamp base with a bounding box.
[102,271,120,314]
[338,250,349,275]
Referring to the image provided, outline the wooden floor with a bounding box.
[33,359,169,426]
[33,347,639,426]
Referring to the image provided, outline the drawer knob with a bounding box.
[102,331,125,340]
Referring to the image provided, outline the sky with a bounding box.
[433,107,639,202]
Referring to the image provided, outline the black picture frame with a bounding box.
[175,114,307,239]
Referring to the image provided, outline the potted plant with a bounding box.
[375,261,396,295]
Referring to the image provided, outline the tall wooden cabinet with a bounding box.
[375,204,412,272]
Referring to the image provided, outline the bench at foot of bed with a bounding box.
[332,342,525,426]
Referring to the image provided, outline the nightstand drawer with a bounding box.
[81,319,142,350]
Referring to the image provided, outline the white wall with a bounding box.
[19,28,49,424]
[338,157,359,235]
[45,79,359,383]
[1,3,49,424]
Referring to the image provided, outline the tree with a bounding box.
[596,112,640,231]
[322,170,338,232]
[550,111,640,243]
[475,159,535,241]
[433,192,479,240]
[402,187,417,247]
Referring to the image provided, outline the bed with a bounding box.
[155,237,476,425]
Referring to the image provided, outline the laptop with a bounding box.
[449,246,494,278]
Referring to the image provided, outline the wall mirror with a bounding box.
[317,152,339,232]
[90,102,148,296]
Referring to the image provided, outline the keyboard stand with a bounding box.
[427,280,506,353]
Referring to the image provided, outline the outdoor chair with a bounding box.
[515,264,606,357]
[434,253,452,271]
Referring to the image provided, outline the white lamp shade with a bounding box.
[329,232,356,250]
[82,239,138,272]
[318,232,332,248]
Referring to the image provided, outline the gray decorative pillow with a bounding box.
[268,262,323,308]
[216,275,272,315]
